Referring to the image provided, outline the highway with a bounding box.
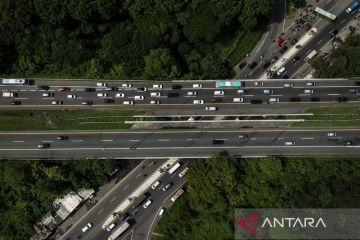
[1,129,359,159]
[0,79,359,107]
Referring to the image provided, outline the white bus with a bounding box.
[168,163,181,174]
[107,221,130,240]
[305,50,318,61]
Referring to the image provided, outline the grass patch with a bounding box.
[0,109,145,131]
[292,106,360,127]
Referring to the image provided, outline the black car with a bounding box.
[248,62,257,70]
[212,139,225,144]
[118,213,129,222]
[56,136,69,140]
[168,92,179,97]
[250,99,262,104]
[338,97,348,102]
[291,56,300,64]
[290,38,298,45]
[11,101,21,105]
[137,87,147,92]
[271,56,278,63]
[310,97,320,102]
[84,88,95,92]
[38,85,49,90]
[279,46,288,54]
[289,97,301,102]
[211,98,222,103]
[82,101,93,105]
[238,62,247,69]
[262,62,271,69]
[172,85,182,90]
[104,99,115,103]
[329,29,338,38]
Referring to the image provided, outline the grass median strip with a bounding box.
[0,109,145,131]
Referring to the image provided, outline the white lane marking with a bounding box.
[317,39,323,45]
[101,139,113,142]
[271,95,283,97]
[256,32,269,53]
[97,209,103,215]
[14,98,28,100]
[242,95,254,97]
[12,140,24,143]
[129,139,140,142]
[41,140,53,143]
[301,137,314,140]
[20,90,27,92]
[250,138,257,140]
[327,93,339,96]
[158,139,170,142]
[278,137,284,140]
[29,90,37,92]
[340,19,345,24]
[136,173,142,179]
[110,196,117,203]
[71,140,84,142]
[123,184,129,191]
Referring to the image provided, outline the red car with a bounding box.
[58,87,70,92]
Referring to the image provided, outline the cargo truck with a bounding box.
[346,1,359,13]
[107,221,130,240]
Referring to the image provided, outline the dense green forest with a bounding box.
[0,0,272,80]
[311,34,360,78]
[0,159,135,239]
[154,155,360,240]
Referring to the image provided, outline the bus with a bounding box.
[171,188,184,202]
[305,50,318,61]
[215,80,243,88]
[108,221,130,240]
[1,78,30,85]
[314,7,336,21]
[168,163,181,174]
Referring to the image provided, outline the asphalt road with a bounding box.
[1,129,360,159]
[0,79,359,107]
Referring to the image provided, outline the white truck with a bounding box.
[2,92,17,98]
[107,221,130,240]
[171,188,185,202]
[1,78,29,85]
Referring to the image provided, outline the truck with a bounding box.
[2,92,17,98]
[346,1,360,13]
[1,78,30,85]
[215,80,243,88]
[168,162,181,174]
[171,188,184,202]
[107,221,130,240]
[130,193,150,209]
[305,50,318,61]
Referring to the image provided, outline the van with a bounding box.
[233,98,244,103]
[123,101,134,105]
[276,67,286,76]
[151,181,160,189]
[304,89,313,94]
[269,98,279,103]
[214,91,224,96]
[263,89,273,94]
[143,199,153,208]
[134,96,144,100]
[193,83,202,88]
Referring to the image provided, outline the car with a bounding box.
[269,98,279,103]
[254,81,264,86]
[134,95,144,100]
[329,29,338,38]
[97,93,108,97]
[263,89,273,94]
[291,56,300,64]
[37,143,50,149]
[106,223,116,232]
[105,87,117,91]
[238,62,247,69]
[56,136,69,140]
[212,139,224,144]
[290,38,298,45]
[233,98,244,103]
[178,167,189,178]
[262,62,271,69]
[96,82,107,87]
[304,89,313,94]
[151,180,160,189]
[193,99,204,104]
[81,223,93,233]
[57,87,70,92]
[118,213,129,222]
[279,46,288,54]
[38,85,50,90]
[159,208,166,216]
[151,92,161,97]
[310,97,320,102]
[150,100,160,104]
[205,106,217,111]
[153,84,163,89]
[11,101,21,105]
[214,91,224,96]
[237,89,246,94]
[187,91,197,96]
[211,98,222,103]
[348,88,358,93]
[285,141,295,146]
[306,82,315,86]
[289,97,301,102]
[121,83,133,88]
[238,134,249,139]
[162,182,173,191]
[270,56,278,63]
[104,99,114,103]
[193,83,202,88]
[248,62,257,70]
[115,93,125,98]
[172,85,182,90]
[82,101,92,105]
[51,101,63,105]
[283,83,294,88]
[123,101,134,105]
[84,88,95,92]
[327,132,336,137]
[344,141,353,145]
[338,97,348,102]
[67,94,77,99]
[42,93,54,97]
[143,199,153,208]
[167,92,179,97]
[137,87,147,92]
[277,67,286,76]
[251,99,262,104]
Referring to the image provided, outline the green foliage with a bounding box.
[0,0,272,79]
[155,155,360,239]
[311,35,360,78]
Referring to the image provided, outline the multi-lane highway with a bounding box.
[1,129,359,159]
[0,79,359,107]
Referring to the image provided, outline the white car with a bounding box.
[122,83,133,88]
[263,89,273,94]
[151,180,160,189]
[97,93,108,97]
[67,94,77,99]
[152,84,163,89]
[51,101,62,105]
[205,106,217,111]
[42,93,54,97]
[277,67,286,76]
[193,83,202,88]
[150,100,160,104]
[134,95,144,100]
[269,98,279,103]
[237,89,245,94]
[123,101,134,105]
[233,98,244,103]
[214,90,224,96]
[283,83,294,88]
[304,89,313,94]
[96,82,107,87]
[193,100,204,104]
[327,132,336,137]
[254,81,264,86]
[115,93,125,98]
[178,167,189,178]
[81,223,93,233]
[187,91,197,96]
[306,82,315,86]
[106,223,116,232]
[150,92,161,97]
[285,141,295,146]
[159,208,165,216]
[143,199,153,208]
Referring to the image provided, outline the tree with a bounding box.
[144,48,180,80]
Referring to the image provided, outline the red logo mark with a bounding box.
[237,213,258,235]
